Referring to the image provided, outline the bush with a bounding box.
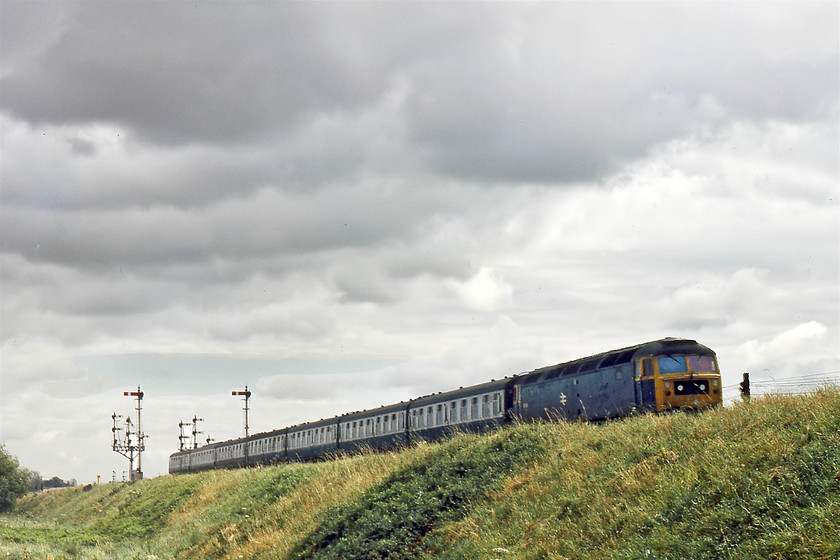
[0,445,30,512]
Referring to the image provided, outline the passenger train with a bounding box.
[169,337,722,474]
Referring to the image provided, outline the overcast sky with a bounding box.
[1,1,838,483]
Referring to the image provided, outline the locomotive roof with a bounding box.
[518,337,715,385]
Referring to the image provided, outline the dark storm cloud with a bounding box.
[4,2,835,186]
[1,2,399,144]
[0,180,470,281]
[404,2,839,183]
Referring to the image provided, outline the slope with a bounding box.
[2,388,838,560]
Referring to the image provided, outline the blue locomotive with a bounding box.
[169,337,722,473]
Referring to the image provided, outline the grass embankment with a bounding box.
[2,388,838,560]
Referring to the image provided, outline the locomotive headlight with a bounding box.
[676,384,684,392]
[699,383,707,391]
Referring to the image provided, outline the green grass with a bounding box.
[2,388,838,560]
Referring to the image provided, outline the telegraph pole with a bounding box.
[232,385,251,466]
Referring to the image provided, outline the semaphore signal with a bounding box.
[232,386,252,438]
[112,386,146,481]
[191,415,204,449]
[232,385,251,465]
[178,419,192,452]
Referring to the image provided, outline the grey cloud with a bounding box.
[2,184,426,271]
[4,2,835,188]
[1,3,397,145]
[403,3,838,183]
[0,122,275,211]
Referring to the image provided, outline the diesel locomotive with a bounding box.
[169,337,722,474]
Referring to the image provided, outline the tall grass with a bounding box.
[434,389,840,560]
[3,389,838,560]
[291,425,548,560]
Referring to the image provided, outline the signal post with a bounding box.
[232,386,251,466]
[112,386,146,481]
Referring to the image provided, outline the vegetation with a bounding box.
[28,475,78,493]
[1,388,838,560]
[0,445,30,513]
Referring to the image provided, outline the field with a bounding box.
[2,388,838,560]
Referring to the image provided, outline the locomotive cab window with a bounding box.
[688,355,718,373]
[657,356,687,374]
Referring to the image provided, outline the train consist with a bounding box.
[169,337,722,474]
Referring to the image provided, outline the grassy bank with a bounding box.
[2,388,838,560]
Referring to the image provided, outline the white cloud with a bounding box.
[449,267,513,311]
[733,321,836,383]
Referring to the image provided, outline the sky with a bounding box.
[1,1,838,483]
